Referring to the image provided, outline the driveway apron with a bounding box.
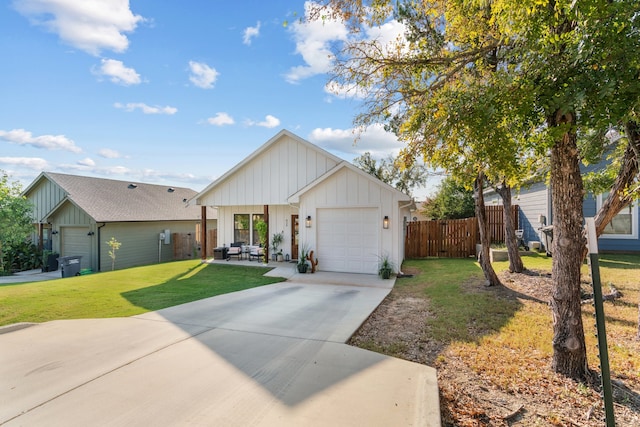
[0,278,440,426]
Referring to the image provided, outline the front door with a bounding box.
[291,214,299,260]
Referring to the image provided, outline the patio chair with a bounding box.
[248,245,264,262]
[227,242,243,261]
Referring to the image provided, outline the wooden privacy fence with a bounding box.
[173,229,217,260]
[405,205,518,258]
[405,217,478,258]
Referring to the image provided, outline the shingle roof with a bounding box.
[41,172,215,222]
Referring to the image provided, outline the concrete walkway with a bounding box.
[0,268,62,283]
[0,267,440,426]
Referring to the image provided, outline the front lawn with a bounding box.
[0,260,285,327]
[349,253,640,426]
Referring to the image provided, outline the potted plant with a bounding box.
[271,231,284,262]
[297,243,310,273]
[378,253,395,279]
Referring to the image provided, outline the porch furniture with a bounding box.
[248,246,264,262]
[227,242,243,261]
[213,247,228,260]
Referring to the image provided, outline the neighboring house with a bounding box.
[192,129,413,275]
[411,201,431,221]
[485,181,639,253]
[23,172,217,272]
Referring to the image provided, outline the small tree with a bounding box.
[106,237,121,271]
[0,170,33,274]
[254,219,268,263]
[421,176,475,220]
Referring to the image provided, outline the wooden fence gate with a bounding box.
[173,229,217,260]
[405,205,518,258]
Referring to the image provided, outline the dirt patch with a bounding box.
[348,269,640,426]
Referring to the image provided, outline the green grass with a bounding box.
[398,253,640,374]
[0,260,285,326]
[400,258,522,342]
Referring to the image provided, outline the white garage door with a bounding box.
[317,208,379,274]
[61,227,91,269]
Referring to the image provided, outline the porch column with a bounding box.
[38,223,44,251]
[200,206,207,260]
[264,204,269,263]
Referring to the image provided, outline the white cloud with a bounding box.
[188,61,219,89]
[308,124,403,158]
[247,115,281,128]
[364,19,407,54]
[286,2,407,87]
[77,157,95,167]
[243,21,261,45]
[100,165,130,175]
[285,1,348,84]
[0,156,49,170]
[114,102,177,115]
[94,58,141,85]
[0,128,82,153]
[98,148,126,159]
[13,0,145,56]
[140,169,199,182]
[207,112,235,126]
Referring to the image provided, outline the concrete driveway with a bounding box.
[0,273,439,426]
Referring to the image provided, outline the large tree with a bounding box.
[314,0,640,380]
[353,151,429,196]
[0,171,33,274]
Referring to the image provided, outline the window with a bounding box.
[596,192,638,239]
[252,214,264,245]
[234,214,250,244]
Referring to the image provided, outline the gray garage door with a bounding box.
[316,208,379,274]
[61,227,91,269]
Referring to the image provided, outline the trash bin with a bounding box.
[213,247,228,260]
[60,255,83,277]
[539,225,553,257]
[45,253,59,272]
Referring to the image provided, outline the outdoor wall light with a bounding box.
[383,216,389,229]
[87,231,95,236]
[305,215,312,228]
[51,230,59,235]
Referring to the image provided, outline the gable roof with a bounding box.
[24,172,215,222]
[287,161,413,204]
[193,129,343,205]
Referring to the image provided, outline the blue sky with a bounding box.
[1,0,435,199]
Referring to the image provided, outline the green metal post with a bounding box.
[585,218,615,427]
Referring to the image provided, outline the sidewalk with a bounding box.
[0,269,61,284]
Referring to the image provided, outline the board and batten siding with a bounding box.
[48,202,93,259]
[51,201,93,227]
[98,221,200,271]
[297,166,408,272]
[199,135,340,207]
[25,178,66,222]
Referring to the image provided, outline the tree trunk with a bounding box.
[548,111,589,381]
[594,121,640,237]
[475,172,502,286]
[496,183,524,273]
